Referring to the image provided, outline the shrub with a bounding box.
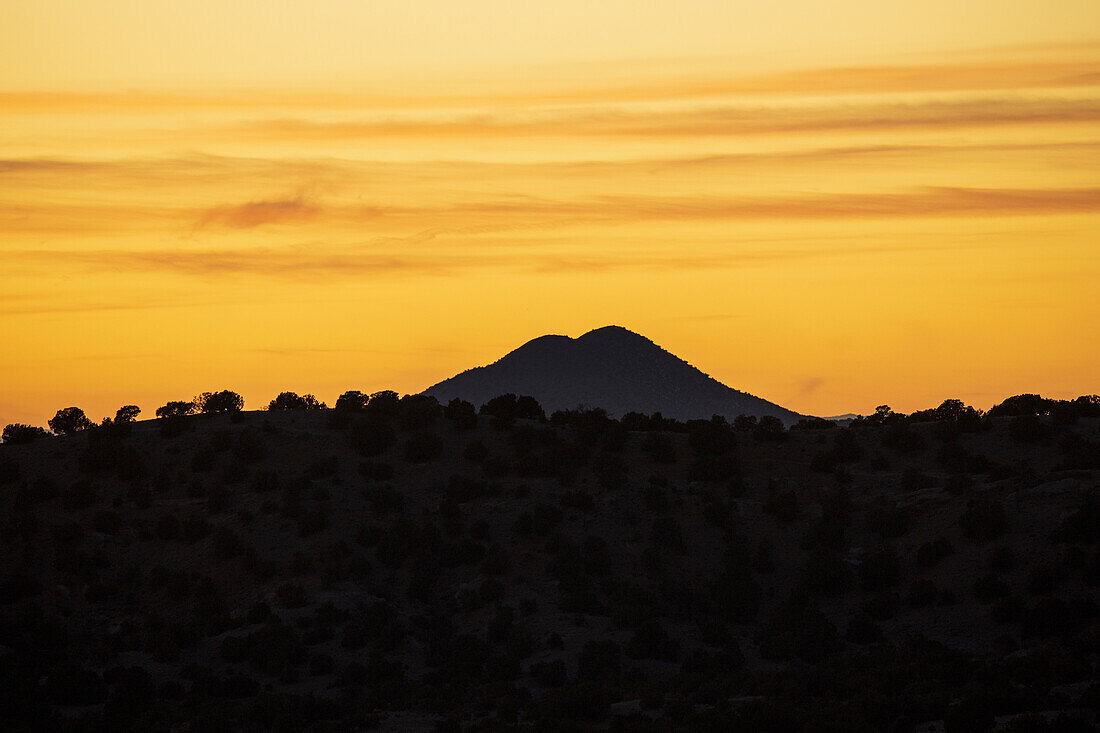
[758,594,840,663]
[183,514,211,543]
[641,432,676,463]
[531,502,562,535]
[960,498,1008,542]
[267,392,326,410]
[561,490,594,511]
[334,390,369,412]
[155,401,194,418]
[752,415,787,442]
[866,501,910,537]
[1050,494,1100,545]
[626,620,679,661]
[577,640,621,682]
[1009,414,1049,443]
[712,567,762,623]
[763,488,799,523]
[397,394,441,430]
[530,659,567,687]
[464,439,489,462]
[907,578,939,607]
[860,545,903,591]
[155,514,181,541]
[403,431,443,462]
[276,583,310,609]
[687,454,739,482]
[2,423,50,444]
[18,476,59,509]
[48,406,93,434]
[917,536,954,568]
[358,460,395,481]
[846,612,884,644]
[799,553,854,597]
[365,390,400,421]
[45,661,106,706]
[230,428,266,463]
[901,467,936,491]
[91,509,122,535]
[482,393,545,423]
[194,390,244,414]
[444,398,477,430]
[115,405,140,422]
[349,418,396,456]
[65,478,99,510]
[213,526,244,559]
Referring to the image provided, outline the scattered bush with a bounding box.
[403,431,444,462]
[156,400,194,418]
[267,392,326,410]
[194,390,244,414]
[960,498,1008,542]
[48,407,93,434]
[444,398,478,430]
[3,423,50,444]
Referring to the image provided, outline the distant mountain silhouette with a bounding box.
[423,325,803,423]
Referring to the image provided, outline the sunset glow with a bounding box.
[2,1,1098,424]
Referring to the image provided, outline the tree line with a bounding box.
[3,390,1099,444]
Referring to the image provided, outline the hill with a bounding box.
[1,396,1098,731]
[423,326,803,424]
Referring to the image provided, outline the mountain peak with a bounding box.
[578,324,641,338]
[575,325,654,346]
[424,327,802,423]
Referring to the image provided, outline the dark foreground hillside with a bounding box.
[1,395,1099,732]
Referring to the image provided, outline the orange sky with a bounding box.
[1,2,1098,425]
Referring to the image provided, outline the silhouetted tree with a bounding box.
[114,405,140,423]
[48,407,93,434]
[334,390,369,412]
[910,398,984,431]
[515,395,546,421]
[688,416,736,455]
[155,400,194,418]
[267,392,326,410]
[988,394,1055,418]
[732,414,757,431]
[753,415,788,442]
[444,398,478,431]
[195,390,244,414]
[397,395,441,430]
[2,423,50,444]
[365,390,400,421]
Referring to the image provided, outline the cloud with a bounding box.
[226,96,1100,142]
[794,378,825,400]
[1,53,1098,113]
[427,186,1100,223]
[2,185,1096,240]
[198,197,320,228]
[1,235,1006,284]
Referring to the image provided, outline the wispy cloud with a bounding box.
[1,54,1097,113]
[197,196,320,228]
[0,234,1014,284]
[2,185,1096,237]
[232,97,1100,141]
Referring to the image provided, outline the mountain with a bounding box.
[423,325,803,423]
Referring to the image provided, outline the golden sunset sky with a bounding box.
[2,1,1098,424]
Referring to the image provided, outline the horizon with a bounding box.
[3,322,1095,429]
[2,2,1098,426]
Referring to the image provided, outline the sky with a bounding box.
[1,1,1099,425]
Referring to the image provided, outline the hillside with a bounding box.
[423,326,802,424]
[1,397,1099,731]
